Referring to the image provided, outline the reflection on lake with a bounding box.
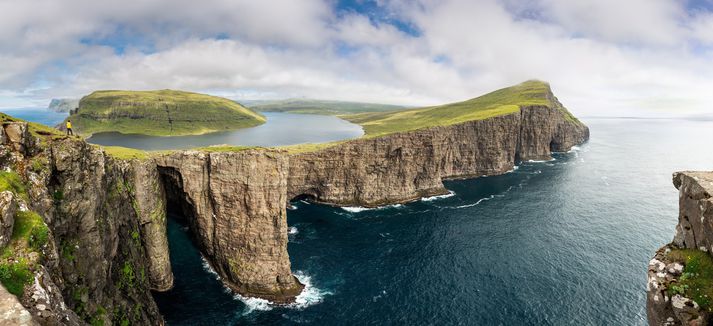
[86,112,364,150]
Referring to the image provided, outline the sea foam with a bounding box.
[421,190,456,202]
[342,204,403,213]
[200,257,328,314]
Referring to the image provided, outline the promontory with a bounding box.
[66,89,266,136]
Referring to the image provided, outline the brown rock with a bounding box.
[0,191,16,248]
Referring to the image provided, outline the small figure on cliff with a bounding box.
[66,120,74,136]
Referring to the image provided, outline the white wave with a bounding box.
[299,200,311,205]
[341,204,403,213]
[288,226,299,235]
[287,271,332,310]
[287,204,297,210]
[455,195,497,208]
[421,190,455,202]
[526,158,556,163]
[567,145,582,153]
[236,295,273,314]
[201,256,329,314]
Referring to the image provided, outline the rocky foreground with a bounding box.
[648,172,713,325]
[0,90,587,324]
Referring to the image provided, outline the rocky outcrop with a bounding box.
[0,284,37,326]
[0,124,170,325]
[0,191,16,248]
[48,99,79,113]
[647,172,713,325]
[288,106,588,206]
[155,150,303,303]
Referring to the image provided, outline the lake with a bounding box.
[85,112,364,150]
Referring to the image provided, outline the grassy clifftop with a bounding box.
[69,90,266,136]
[342,80,580,137]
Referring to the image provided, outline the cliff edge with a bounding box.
[0,80,588,324]
[648,172,713,325]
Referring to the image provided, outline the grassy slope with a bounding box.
[342,80,579,137]
[247,99,406,115]
[70,90,266,136]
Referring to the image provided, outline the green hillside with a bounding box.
[68,90,266,136]
[342,80,580,137]
[247,99,406,115]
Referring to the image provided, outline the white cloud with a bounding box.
[1,0,713,117]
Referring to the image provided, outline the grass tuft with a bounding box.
[667,249,713,311]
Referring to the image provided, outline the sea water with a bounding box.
[154,118,713,325]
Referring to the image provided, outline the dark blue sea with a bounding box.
[153,118,713,325]
[6,108,713,325]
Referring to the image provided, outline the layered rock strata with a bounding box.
[0,101,588,324]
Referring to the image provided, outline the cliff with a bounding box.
[48,99,79,113]
[647,172,713,325]
[0,120,170,325]
[288,105,588,206]
[0,81,588,324]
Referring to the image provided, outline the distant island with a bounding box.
[66,89,266,136]
[246,98,407,115]
[48,98,79,112]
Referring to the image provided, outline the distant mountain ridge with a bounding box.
[246,98,407,115]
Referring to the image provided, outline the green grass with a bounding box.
[13,210,48,249]
[248,99,406,115]
[667,249,713,311]
[0,210,48,297]
[0,259,33,296]
[69,89,266,136]
[190,145,257,153]
[0,171,27,199]
[100,146,151,160]
[278,141,345,154]
[341,80,579,137]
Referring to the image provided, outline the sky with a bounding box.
[1,0,713,117]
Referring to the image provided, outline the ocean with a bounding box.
[154,118,713,325]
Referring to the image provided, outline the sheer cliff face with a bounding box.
[0,123,170,325]
[647,172,713,325]
[1,102,588,323]
[288,106,589,207]
[155,151,303,303]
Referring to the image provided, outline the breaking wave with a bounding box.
[421,191,456,202]
[200,257,329,315]
[342,204,403,213]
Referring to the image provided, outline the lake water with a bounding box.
[86,112,364,150]
[0,108,67,127]
[153,118,713,325]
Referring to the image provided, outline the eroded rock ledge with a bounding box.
[647,172,713,325]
